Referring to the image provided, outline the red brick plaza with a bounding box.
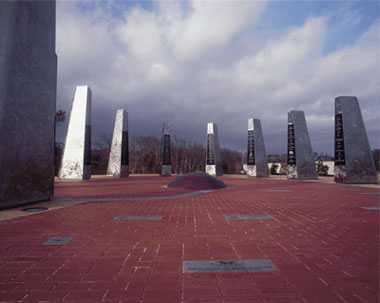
[0,176,379,303]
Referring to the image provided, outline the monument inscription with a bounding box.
[247,130,255,165]
[287,123,296,165]
[163,134,171,165]
[84,125,91,166]
[121,131,129,165]
[334,113,345,166]
[207,134,215,165]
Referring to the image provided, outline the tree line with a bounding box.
[55,135,244,176]
[54,111,380,176]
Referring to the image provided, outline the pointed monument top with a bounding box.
[162,122,170,135]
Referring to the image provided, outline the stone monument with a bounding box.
[334,96,378,184]
[247,118,270,177]
[58,86,92,180]
[161,122,172,176]
[287,110,318,180]
[107,109,129,177]
[206,123,222,176]
[0,1,57,208]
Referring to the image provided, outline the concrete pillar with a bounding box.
[107,109,129,177]
[287,110,318,180]
[206,123,222,176]
[161,122,172,176]
[247,118,270,177]
[0,1,57,207]
[58,86,92,180]
[334,96,378,184]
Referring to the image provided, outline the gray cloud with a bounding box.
[56,1,379,155]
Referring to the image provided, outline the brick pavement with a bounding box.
[0,176,379,302]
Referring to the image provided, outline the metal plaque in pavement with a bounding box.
[114,216,162,220]
[226,215,272,220]
[44,237,73,245]
[361,207,380,210]
[183,259,277,273]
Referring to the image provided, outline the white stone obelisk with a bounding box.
[206,123,222,176]
[247,118,270,177]
[58,86,92,180]
[0,1,57,208]
[161,122,172,176]
[287,110,318,180]
[334,96,378,184]
[107,109,129,177]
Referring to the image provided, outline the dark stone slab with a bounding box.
[334,97,378,184]
[247,130,255,165]
[226,215,272,220]
[44,237,73,245]
[0,1,57,207]
[83,125,91,166]
[162,134,171,165]
[247,119,269,177]
[121,131,129,165]
[183,259,277,273]
[287,123,296,165]
[114,216,162,220]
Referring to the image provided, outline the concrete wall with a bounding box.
[0,1,57,208]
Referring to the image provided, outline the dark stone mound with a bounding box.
[168,173,227,190]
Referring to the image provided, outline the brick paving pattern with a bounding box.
[0,176,379,302]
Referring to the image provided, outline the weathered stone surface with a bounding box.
[107,109,129,177]
[58,86,92,180]
[161,122,172,176]
[247,118,270,177]
[206,123,222,176]
[287,110,318,180]
[0,1,57,208]
[334,96,378,184]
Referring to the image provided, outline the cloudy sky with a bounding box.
[55,0,380,155]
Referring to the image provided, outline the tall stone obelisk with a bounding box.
[161,122,172,176]
[107,109,129,177]
[287,110,318,180]
[334,96,378,184]
[247,118,270,177]
[58,86,92,180]
[206,123,222,176]
[0,1,57,208]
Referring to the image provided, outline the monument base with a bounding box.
[335,164,378,184]
[107,165,129,178]
[206,165,222,177]
[247,165,256,177]
[287,165,297,180]
[334,165,346,183]
[161,165,172,176]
